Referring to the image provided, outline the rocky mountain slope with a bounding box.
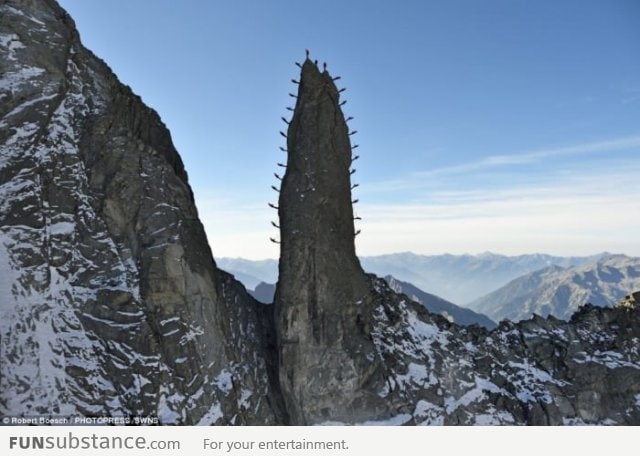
[383,276,496,329]
[0,0,282,424]
[2,0,640,426]
[469,254,640,322]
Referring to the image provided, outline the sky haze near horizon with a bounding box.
[58,0,640,259]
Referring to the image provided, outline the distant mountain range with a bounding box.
[222,252,640,324]
[359,252,603,304]
[468,254,640,322]
[217,258,278,290]
[218,252,605,304]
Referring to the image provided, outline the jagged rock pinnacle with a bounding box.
[279,59,360,264]
[274,59,379,424]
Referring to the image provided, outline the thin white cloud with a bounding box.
[622,94,640,104]
[621,87,640,104]
[494,135,640,160]
[365,135,640,193]
[199,174,640,259]
[355,193,640,257]
[355,167,640,256]
[195,136,640,259]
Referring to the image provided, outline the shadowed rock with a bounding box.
[0,0,284,424]
[274,59,384,424]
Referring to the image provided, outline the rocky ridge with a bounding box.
[359,280,640,424]
[469,254,640,322]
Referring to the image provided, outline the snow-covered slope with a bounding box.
[331,278,640,425]
[469,254,640,322]
[0,0,281,424]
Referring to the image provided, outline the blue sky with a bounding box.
[58,0,640,259]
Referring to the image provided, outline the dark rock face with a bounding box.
[274,60,384,424]
[0,0,281,424]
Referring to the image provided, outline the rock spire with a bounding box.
[274,58,381,424]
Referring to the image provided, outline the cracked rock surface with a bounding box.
[0,0,283,424]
